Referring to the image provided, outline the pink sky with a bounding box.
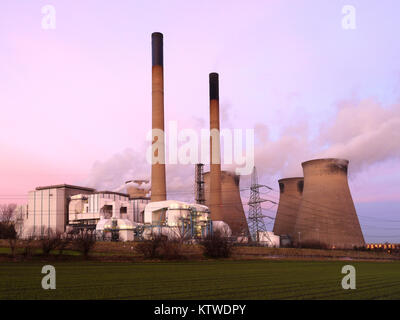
[1,1,400,241]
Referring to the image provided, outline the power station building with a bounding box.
[20,32,249,242]
[22,183,150,239]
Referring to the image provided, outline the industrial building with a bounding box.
[22,183,150,240]
[23,184,95,237]
[143,200,215,239]
[19,32,248,242]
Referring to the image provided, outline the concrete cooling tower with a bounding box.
[273,177,303,240]
[204,171,250,237]
[294,158,365,249]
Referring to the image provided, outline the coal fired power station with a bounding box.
[19,31,366,249]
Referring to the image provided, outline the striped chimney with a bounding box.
[151,32,167,202]
[209,72,223,221]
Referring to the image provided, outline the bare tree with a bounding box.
[73,229,96,259]
[39,228,63,256]
[200,230,233,258]
[0,203,18,257]
[169,222,192,243]
[0,203,17,223]
[21,229,36,258]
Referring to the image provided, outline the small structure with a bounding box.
[96,218,138,241]
[143,200,214,240]
[257,231,280,247]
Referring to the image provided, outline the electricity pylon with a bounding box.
[247,166,269,242]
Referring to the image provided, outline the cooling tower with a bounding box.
[208,73,223,221]
[204,171,250,236]
[151,32,167,202]
[273,177,303,240]
[294,158,365,249]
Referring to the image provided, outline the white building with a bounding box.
[68,191,148,227]
[23,184,95,238]
[258,231,280,247]
[143,200,211,239]
[21,184,149,239]
[143,200,230,240]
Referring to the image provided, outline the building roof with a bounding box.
[35,184,95,192]
[95,190,130,198]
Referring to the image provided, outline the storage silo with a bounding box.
[273,177,303,240]
[204,171,249,237]
[294,158,365,249]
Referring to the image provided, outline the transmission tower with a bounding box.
[247,166,269,243]
[195,163,205,205]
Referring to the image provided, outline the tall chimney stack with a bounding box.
[209,73,223,221]
[151,32,166,202]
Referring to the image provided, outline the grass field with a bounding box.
[1,260,399,299]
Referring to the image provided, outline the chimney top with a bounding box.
[209,72,219,100]
[152,32,163,66]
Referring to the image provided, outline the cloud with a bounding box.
[82,148,195,201]
[83,149,150,192]
[253,98,400,181]
[317,99,400,172]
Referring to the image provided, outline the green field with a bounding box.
[1,260,399,299]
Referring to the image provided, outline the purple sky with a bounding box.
[1,1,400,242]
